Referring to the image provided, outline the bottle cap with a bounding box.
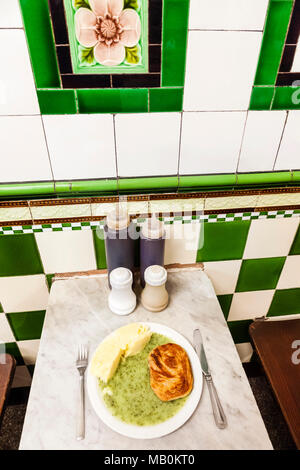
[106,206,129,231]
[110,267,132,288]
[141,216,165,239]
[144,265,167,286]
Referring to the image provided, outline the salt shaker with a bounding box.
[108,267,136,315]
[141,265,169,312]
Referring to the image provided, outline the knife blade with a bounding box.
[193,328,210,376]
[193,328,227,429]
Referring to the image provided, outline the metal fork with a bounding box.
[76,344,88,440]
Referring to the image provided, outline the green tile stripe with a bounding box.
[272,86,300,110]
[161,0,190,87]
[37,90,77,114]
[149,88,184,112]
[249,0,300,110]
[0,210,298,235]
[19,0,60,88]
[76,89,149,113]
[254,0,293,86]
[0,171,298,198]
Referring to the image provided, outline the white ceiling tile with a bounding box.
[189,0,268,31]
[0,30,39,114]
[238,111,287,172]
[115,113,181,177]
[0,0,23,28]
[0,116,53,183]
[43,114,116,180]
[184,31,262,111]
[275,111,300,170]
[180,111,246,174]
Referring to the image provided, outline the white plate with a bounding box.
[87,322,203,439]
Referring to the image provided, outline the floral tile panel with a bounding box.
[64,0,148,74]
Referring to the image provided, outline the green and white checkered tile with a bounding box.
[0,210,299,373]
[0,210,299,234]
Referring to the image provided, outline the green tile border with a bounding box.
[249,0,297,110]
[149,88,184,112]
[20,0,190,114]
[19,0,60,88]
[272,86,300,110]
[0,171,298,199]
[76,89,148,114]
[118,176,179,191]
[249,87,275,110]
[37,90,77,114]
[0,210,298,235]
[179,174,237,189]
[254,0,293,86]
[161,0,190,87]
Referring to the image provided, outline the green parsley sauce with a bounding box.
[98,333,188,426]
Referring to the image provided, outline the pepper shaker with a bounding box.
[141,265,169,312]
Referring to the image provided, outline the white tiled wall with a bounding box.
[188,0,269,31]
[0,1,299,183]
[42,115,117,180]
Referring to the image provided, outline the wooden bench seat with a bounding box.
[0,354,16,423]
[249,319,300,449]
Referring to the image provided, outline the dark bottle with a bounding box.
[104,206,135,288]
[140,216,165,288]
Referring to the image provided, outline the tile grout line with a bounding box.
[235,111,249,174]
[176,112,184,191]
[272,111,289,171]
[40,115,56,189]
[112,114,119,195]
[188,29,264,33]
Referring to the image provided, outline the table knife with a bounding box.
[193,328,227,429]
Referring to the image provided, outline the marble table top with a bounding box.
[19,268,272,450]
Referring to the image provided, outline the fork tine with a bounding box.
[76,344,88,363]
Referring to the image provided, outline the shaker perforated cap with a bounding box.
[144,265,167,286]
[106,206,129,230]
[141,215,165,239]
[110,267,132,288]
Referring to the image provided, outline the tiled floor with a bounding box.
[0,368,296,450]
